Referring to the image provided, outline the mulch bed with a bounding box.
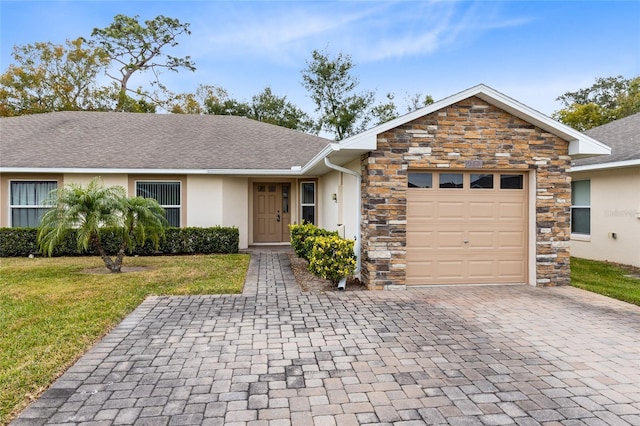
[288,253,366,293]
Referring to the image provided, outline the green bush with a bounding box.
[308,236,356,284]
[289,222,338,261]
[0,228,38,257]
[0,226,239,257]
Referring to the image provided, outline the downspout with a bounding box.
[324,155,361,290]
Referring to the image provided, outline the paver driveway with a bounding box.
[12,251,640,425]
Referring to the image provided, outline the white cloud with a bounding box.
[184,1,532,66]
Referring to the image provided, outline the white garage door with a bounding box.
[406,171,527,285]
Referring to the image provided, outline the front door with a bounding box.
[253,183,291,243]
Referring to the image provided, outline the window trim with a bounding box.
[571,180,591,236]
[300,181,316,225]
[8,179,58,228]
[135,180,182,227]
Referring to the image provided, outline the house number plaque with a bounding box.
[465,160,483,168]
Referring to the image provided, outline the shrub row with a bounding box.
[0,227,239,257]
[289,223,356,284]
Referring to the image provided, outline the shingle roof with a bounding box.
[0,111,331,170]
[573,113,640,166]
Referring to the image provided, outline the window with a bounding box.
[301,182,316,224]
[471,174,493,189]
[10,181,57,227]
[439,173,463,189]
[408,173,433,188]
[136,181,181,227]
[282,184,290,214]
[500,174,524,189]
[571,180,590,235]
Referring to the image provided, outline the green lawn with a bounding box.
[571,257,640,306]
[0,254,250,425]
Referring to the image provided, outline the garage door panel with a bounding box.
[498,260,526,278]
[406,171,527,285]
[499,202,526,219]
[468,202,495,218]
[438,231,464,248]
[407,200,436,219]
[468,260,495,278]
[467,231,494,248]
[437,260,465,279]
[499,231,525,247]
[406,231,433,247]
[438,202,466,219]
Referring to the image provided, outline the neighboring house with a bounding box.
[570,113,640,267]
[0,84,610,289]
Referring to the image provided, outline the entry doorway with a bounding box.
[253,183,291,243]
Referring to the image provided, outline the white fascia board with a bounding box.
[300,144,337,174]
[339,84,611,157]
[570,159,640,172]
[0,167,305,176]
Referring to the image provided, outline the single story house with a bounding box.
[0,84,610,289]
[570,113,640,267]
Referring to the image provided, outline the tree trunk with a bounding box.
[113,240,128,273]
[92,234,121,273]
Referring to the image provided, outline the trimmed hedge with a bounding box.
[0,227,239,257]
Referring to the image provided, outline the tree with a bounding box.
[170,85,317,133]
[90,14,196,112]
[404,92,434,112]
[0,38,111,116]
[553,75,640,131]
[370,93,398,126]
[249,87,317,133]
[38,178,167,273]
[301,49,375,140]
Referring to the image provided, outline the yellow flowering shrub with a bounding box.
[289,222,338,261]
[308,236,356,284]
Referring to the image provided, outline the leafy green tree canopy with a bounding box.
[553,75,640,131]
[301,49,375,140]
[90,14,196,111]
[301,49,433,139]
[0,38,111,116]
[38,177,167,273]
[170,85,317,133]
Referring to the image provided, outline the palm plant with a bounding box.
[38,177,167,272]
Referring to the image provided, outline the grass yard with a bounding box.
[571,257,640,306]
[0,254,250,425]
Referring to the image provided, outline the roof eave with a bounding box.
[570,159,640,172]
[0,167,308,176]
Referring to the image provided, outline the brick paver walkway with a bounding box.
[12,249,640,425]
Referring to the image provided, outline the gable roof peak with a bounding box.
[337,83,610,159]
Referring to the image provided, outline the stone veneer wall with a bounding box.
[360,96,571,290]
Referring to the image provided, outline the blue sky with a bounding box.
[1,1,639,117]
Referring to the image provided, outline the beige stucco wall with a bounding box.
[317,158,361,242]
[318,170,340,233]
[571,166,640,267]
[222,177,249,249]
[187,175,224,226]
[64,174,129,192]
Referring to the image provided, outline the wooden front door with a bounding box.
[253,183,291,243]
